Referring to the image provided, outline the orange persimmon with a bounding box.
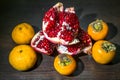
[92,40,116,64]
[87,19,108,41]
[54,54,76,75]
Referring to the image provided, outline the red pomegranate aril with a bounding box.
[59,30,73,42]
[31,2,92,56]
[43,8,57,22]
[78,29,92,47]
[31,31,56,55]
[67,44,81,53]
[42,2,79,45]
[57,28,92,55]
[48,31,56,37]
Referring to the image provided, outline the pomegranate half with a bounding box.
[57,28,92,55]
[31,31,56,55]
[42,2,79,45]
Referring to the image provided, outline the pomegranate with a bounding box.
[31,2,92,56]
[31,31,56,55]
[57,28,92,55]
[42,2,79,45]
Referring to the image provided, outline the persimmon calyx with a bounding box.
[58,54,72,66]
[91,19,103,32]
[101,41,116,53]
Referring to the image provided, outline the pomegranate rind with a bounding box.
[57,44,82,55]
[42,2,79,45]
[31,31,55,55]
[57,29,92,55]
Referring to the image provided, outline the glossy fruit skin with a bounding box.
[9,45,37,71]
[12,23,35,44]
[54,54,76,75]
[87,20,108,41]
[92,40,116,64]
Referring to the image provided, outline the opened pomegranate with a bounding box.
[57,28,92,55]
[42,2,79,45]
[31,31,56,55]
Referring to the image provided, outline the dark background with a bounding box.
[0,0,120,80]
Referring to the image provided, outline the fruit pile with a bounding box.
[9,23,37,71]
[31,2,92,56]
[87,19,116,64]
[9,2,116,76]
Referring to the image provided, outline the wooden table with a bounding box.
[0,0,120,80]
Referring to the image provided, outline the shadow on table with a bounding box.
[68,55,84,77]
[80,13,97,30]
[104,23,118,65]
[27,53,43,72]
[105,23,118,40]
[111,44,120,64]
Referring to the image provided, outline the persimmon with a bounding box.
[92,40,116,64]
[87,19,108,41]
[54,54,76,75]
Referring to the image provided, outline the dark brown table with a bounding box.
[0,0,120,80]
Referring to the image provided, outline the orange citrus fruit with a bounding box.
[9,45,37,71]
[11,23,35,44]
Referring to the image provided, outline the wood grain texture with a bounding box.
[0,0,120,80]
